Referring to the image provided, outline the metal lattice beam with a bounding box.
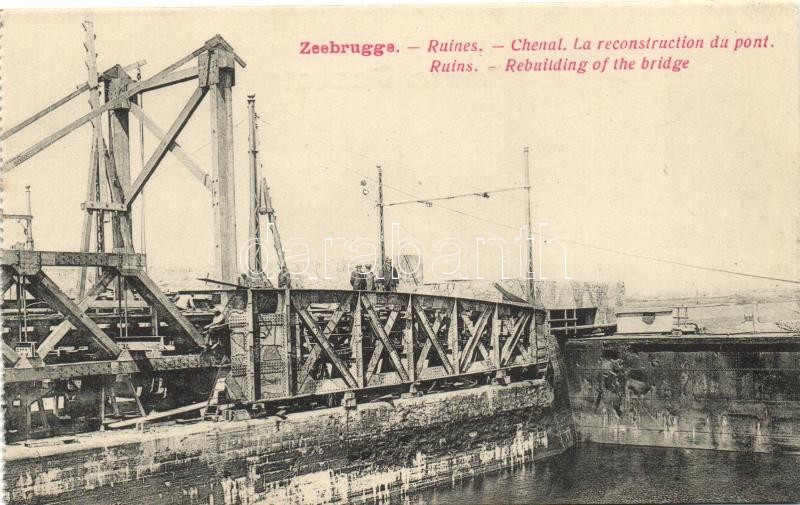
[293,303,357,389]
[297,304,348,392]
[500,313,531,366]
[361,296,409,382]
[36,269,118,359]
[20,269,121,358]
[122,269,205,349]
[412,299,455,375]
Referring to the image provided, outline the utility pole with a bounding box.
[24,185,34,250]
[137,68,147,268]
[247,95,261,276]
[246,95,287,286]
[523,147,535,305]
[377,165,386,271]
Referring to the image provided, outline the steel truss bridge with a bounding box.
[1,26,550,442]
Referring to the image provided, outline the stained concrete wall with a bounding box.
[565,335,800,453]
[5,378,574,505]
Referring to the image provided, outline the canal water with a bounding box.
[402,443,800,504]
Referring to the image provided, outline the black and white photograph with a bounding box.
[0,2,798,503]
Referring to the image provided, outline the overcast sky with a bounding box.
[2,3,798,297]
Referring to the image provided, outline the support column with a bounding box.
[448,300,460,374]
[491,303,501,367]
[403,297,415,382]
[104,65,135,253]
[204,40,238,283]
[247,95,260,275]
[351,292,364,388]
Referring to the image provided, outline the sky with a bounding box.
[2,2,799,297]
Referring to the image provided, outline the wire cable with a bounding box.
[257,107,800,286]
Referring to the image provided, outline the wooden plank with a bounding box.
[83,19,113,262]
[361,297,408,382]
[129,103,210,190]
[82,201,127,212]
[3,342,21,366]
[0,87,84,141]
[102,139,135,251]
[209,51,238,283]
[107,401,208,429]
[412,299,454,375]
[123,269,205,349]
[1,250,146,269]
[36,269,117,359]
[126,86,208,206]
[22,269,121,358]
[137,67,199,93]
[106,67,135,252]
[3,46,206,173]
[77,140,99,297]
[1,265,15,295]
[293,304,357,388]
[0,60,145,141]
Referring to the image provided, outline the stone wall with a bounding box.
[5,379,573,505]
[565,335,800,453]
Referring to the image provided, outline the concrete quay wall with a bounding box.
[5,379,573,505]
[565,335,800,453]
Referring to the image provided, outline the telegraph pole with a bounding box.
[24,185,34,250]
[377,165,386,270]
[138,69,147,269]
[523,147,535,304]
[247,95,261,275]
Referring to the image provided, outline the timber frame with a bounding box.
[2,31,246,284]
[1,30,246,441]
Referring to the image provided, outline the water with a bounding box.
[402,443,800,504]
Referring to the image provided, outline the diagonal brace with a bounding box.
[294,304,357,388]
[4,47,206,173]
[3,342,21,366]
[297,305,348,391]
[500,313,531,366]
[365,309,400,381]
[1,265,15,295]
[37,269,118,359]
[415,312,445,375]
[126,86,208,206]
[361,297,409,382]
[129,103,211,191]
[460,309,492,371]
[412,300,454,375]
[121,269,205,349]
[21,269,121,358]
